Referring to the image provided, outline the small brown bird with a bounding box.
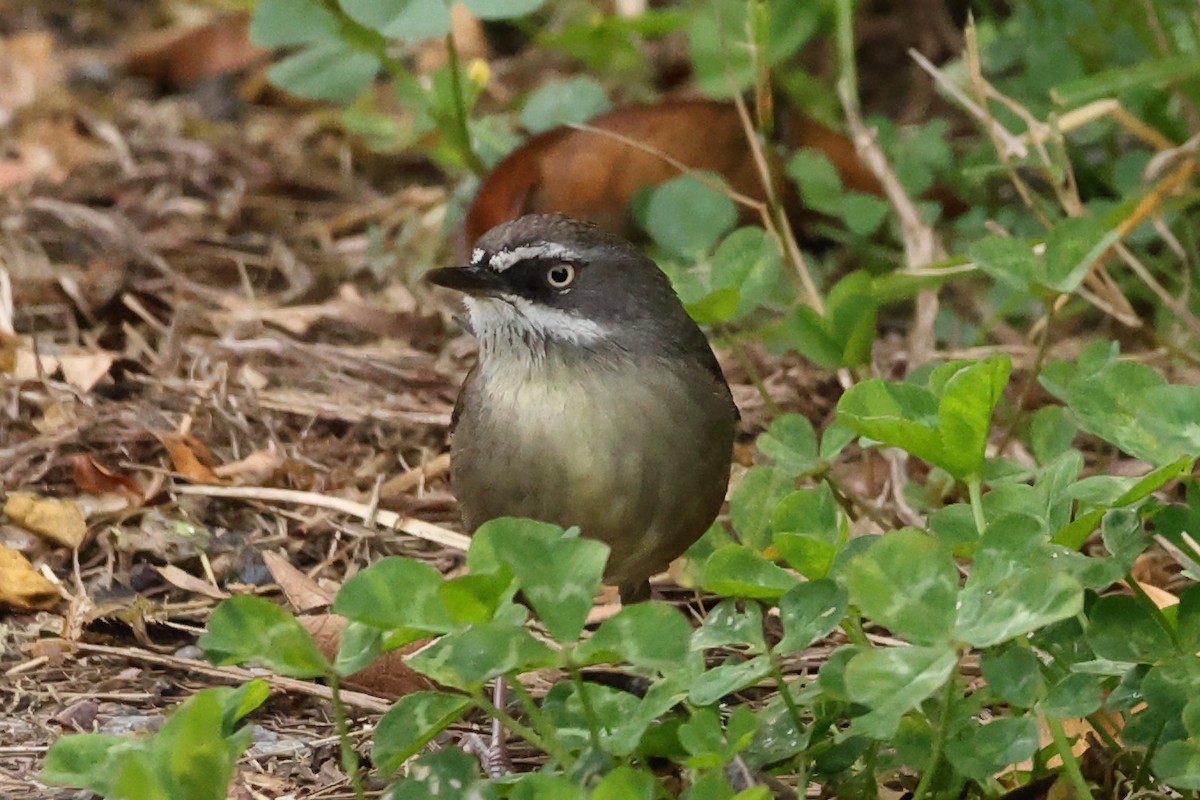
[428,214,738,602]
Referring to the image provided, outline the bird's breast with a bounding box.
[451,352,735,586]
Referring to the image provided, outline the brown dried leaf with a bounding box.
[462,98,885,252]
[262,550,333,612]
[0,544,60,610]
[213,448,285,484]
[156,432,222,484]
[69,455,144,504]
[121,12,266,90]
[157,564,228,600]
[58,352,115,392]
[301,613,434,700]
[3,494,87,548]
[0,330,18,372]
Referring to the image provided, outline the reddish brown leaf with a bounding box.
[69,455,144,504]
[155,432,221,485]
[121,12,266,90]
[301,614,434,700]
[462,98,886,254]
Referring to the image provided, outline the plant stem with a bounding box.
[766,646,808,745]
[912,674,957,800]
[1044,714,1094,799]
[1127,573,1182,651]
[445,32,487,176]
[568,664,606,753]
[327,673,365,800]
[495,676,576,769]
[967,477,987,538]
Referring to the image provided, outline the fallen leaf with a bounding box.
[121,12,266,90]
[0,330,18,371]
[32,401,76,434]
[3,494,87,548]
[156,432,221,484]
[58,352,114,392]
[69,455,143,504]
[262,550,333,612]
[462,98,886,253]
[157,564,228,600]
[213,448,285,484]
[0,545,60,610]
[301,613,433,700]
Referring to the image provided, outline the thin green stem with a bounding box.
[327,673,365,800]
[839,612,871,648]
[568,665,605,753]
[444,31,486,176]
[833,0,860,121]
[967,477,987,538]
[765,646,808,745]
[912,674,957,800]
[472,685,574,768]
[1044,715,1093,800]
[506,676,576,768]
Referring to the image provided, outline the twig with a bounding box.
[170,484,471,551]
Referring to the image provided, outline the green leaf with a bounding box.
[391,749,491,800]
[935,356,1013,479]
[332,556,456,637]
[729,467,794,551]
[787,149,844,215]
[838,356,1011,480]
[342,0,453,39]
[1042,215,1114,293]
[692,599,766,652]
[267,43,379,102]
[519,77,611,134]
[334,620,382,676]
[439,571,515,624]
[405,620,558,691]
[592,766,655,800]
[199,596,330,678]
[944,716,1040,780]
[782,272,877,369]
[776,579,847,653]
[688,655,774,706]
[969,235,1037,292]
[756,415,819,476]
[1029,405,1077,465]
[843,529,958,644]
[837,192,890,236]
[250,0,339,46]
[1041,672,1104,718]
[1088,595,1178,663]
[478,518,609,644]
[709,227,782,319]
[576,602,694,674]
[42,734,132,794]
[1155,738,1200,791]
[373,691,471,774]
[701,545,799,600]
[844,645,958,738]
[981,647,1045,708]
[644,172,737,257]
[461,0,547,19]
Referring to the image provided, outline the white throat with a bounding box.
[464,295,609,360]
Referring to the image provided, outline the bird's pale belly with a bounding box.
[452,357,734,589]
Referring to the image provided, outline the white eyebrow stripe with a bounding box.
[488,243,580,272]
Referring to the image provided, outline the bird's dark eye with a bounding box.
[546,264,575,289]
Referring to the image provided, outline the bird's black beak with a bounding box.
[426,264,504,296]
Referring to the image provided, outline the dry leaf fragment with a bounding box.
[121,12,266,90]
[3,493,87,548]
[0,544,60,610]
[157,564,228,600]
[213,448,285,484]
[156,431,222,484]
[69,455,143,504]
[262,550,332,612]
[301,613,433,699]
[58,352,114,392]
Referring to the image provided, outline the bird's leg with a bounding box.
[618,579,652,605]
[471,677,515,777]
